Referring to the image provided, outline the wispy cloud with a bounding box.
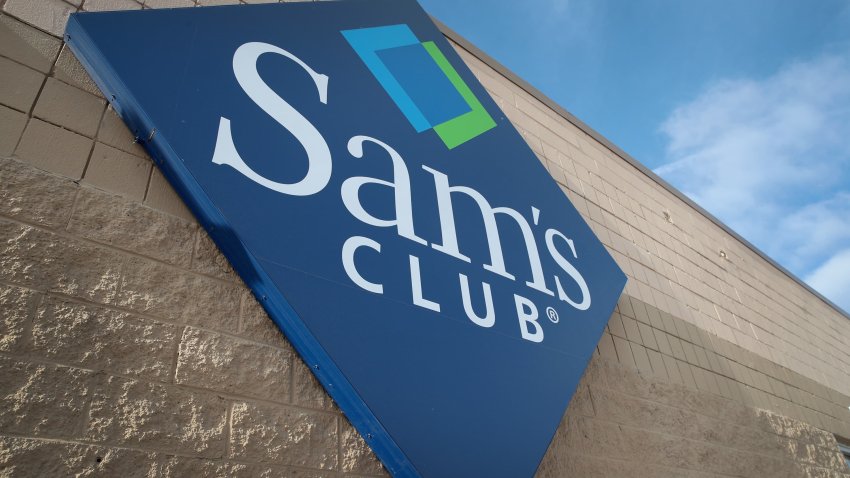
[655,52,850,312]
[806,249,850,308]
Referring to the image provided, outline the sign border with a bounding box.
[66,11,422,477]
[65,3,627,475]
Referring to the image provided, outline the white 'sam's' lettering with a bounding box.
[210,41,592,343]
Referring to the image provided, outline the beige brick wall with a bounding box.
[538,356,850,477]
[457,44,850,399]
[0,158,384,475]
[0,1,848,476]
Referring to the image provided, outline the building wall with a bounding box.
[0,1,848,477]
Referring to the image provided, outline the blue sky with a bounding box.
[419,0,850,313]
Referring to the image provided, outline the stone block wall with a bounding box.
[0,1,848,476]
[538,357,850,477]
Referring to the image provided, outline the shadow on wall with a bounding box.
[535,345,850,477]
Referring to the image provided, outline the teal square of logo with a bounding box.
[376,43,472,126]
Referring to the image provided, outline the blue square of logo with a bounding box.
[377,42,471,127]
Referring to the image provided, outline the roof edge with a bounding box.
[432,17,850,320]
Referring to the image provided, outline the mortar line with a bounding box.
[0,280,279,354]
[579,412,832,468]
[0,431,347,473]
[0,206,237,287]
[78,102,109,181]
[0,349,344,418]
[1,269,846,423]
[590,375,844,448]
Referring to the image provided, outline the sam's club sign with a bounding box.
[68,1,626,476]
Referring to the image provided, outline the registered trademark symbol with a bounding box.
[546,307,559,324]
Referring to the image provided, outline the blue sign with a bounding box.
[67,2,626,476]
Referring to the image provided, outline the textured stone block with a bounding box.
[15,118,93,179]
[0,104,28,156]
[0,220,121,303]
[82,142,151,200]
[645,348,668,380]
[118,256,242,333]
[667,335,687,361]
[680,340,699,366]
[606,311,626,339]
[690,366,720,396]
[0,56,44,112]
[145,0,195,7]
[470,68,515,105]
[590,386,786,458]
[239,292,290,348]
[83,0,143,12]
[230,401,338,469]
[597,333,618,362]
[0,356,92,437]
[160,457,257,478]
[692,346,711,370]
[292,357,335,412]
[340,418,384,475]
[175,327,292,402]
[2,0,76,37]
[585,356,757,427]
[53,44,102,96]
[0,283,39,352]
[630,342,654,375]
[198,0,241,5]
[68,186,195,267]
[144,167,194,221]
[615,424,714,472]
[566,383,596,418]
[0,157,78,228]
[687,442,789,477]
[538,452,719,478]
[617,294,636,318]
[0,437,160,477]
[677,360,698,389]
[33,77,105,137]
[637,321,658,351]
[31,296,178,380]
[612,335,636,369]
[756,409,825,444]
[555,415,623,459]
[257,466,343,478]
[0,14,62,73]
[86,376,228,456]
[97,106,147,156]
[653,328,673,355]
[192,230,237,280]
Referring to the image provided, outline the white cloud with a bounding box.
[774,193,850,270]
[805,249,850,313]
[655,52,850,309]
